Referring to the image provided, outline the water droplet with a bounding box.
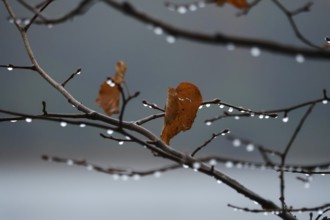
[7,66,13,71]
[258,114,264,119]
[250,47,261,57]
[166,35,176,44]
[209,159,217,166]
[177,6,187,14]
[322,99,328,104]
[154,171,162,178]
[47,24,53,29]
[250,112,255,117]
[193,162,201,171]
[79,123,86,128]
[198,105,203,110]
[226,43,235,51]
[8,18,14,23]
[25,118,32,123]
[264,115,270,119]
[60,121,67,127]
[232,139,241,147]
[125,136,131,140]
[206,121,212,126]
[225,161,234,168]
[228,107,234,112]
[106,79,116,87]
[121,175,129,181]
[216,180,222,184]
[189,4,197,11]
[317,210,323,215]
[246,143,255,152]
[10,120,17,123]
[154,27,163,35]
[219,104,224,108]
[112,174,120,180]
[206,103,211,108]
[304,182,310,189]
[86,165,94,171]
[182,164,189,169]
[234,116,240,120]
[118,141,124,145]
[107,129,114,135]
[198,1,205,8]
[132,174,141,180]
[66,160,74,165]
[236,163,243,169]
[22,18,30,25]
[282,116,289,123]
[295,54,305,63]
[76,70,81,75]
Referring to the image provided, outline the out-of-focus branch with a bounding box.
[13,0,330,60]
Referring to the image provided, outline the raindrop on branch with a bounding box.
[177,6,187,14]
[282,116,289,123]
[10,120,17,123]
[322,99,328,104]
[225,161,234,168]
[166,35,176,44]
[154,27,163,35]
[232,139,241,147]
[132,174,141,181]
[7,66,13,71]
[208,159,217,166]
[66,160,74,166]
[205,121,212,126]
[250,47,261,57]
[188,4,197,11]
[154,171,162,178]
[295,54,305,63]
[60,121,67,127]
[107,129,114,135]
[86,165,94,171]
[118,141,124,145]
[79,123,86,128]
[228,107,234,112]
[216,180,222,184]
[226,43,235,51]
[25,118,32,123]
[246,143,255,152]
[197,1,206,8]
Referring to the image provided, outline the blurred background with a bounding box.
[1,1,330,220]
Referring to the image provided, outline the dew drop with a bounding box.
[107,129,114,135]
[7,66,13,71]
[258,114,264,119]
[234,116,240,120]
[118,141,124,145]
[226,43,235,51]
[282,116,289,123]
[182,164,189,169]
[317,210,323,215]
[112,174,120,180]
[154,171,162,178]
[251,47,261,57]
[108,79,116,87]
[219,104,224,109]
[198,105,203,110]
[206,121,212,126]
[154,27,163,35]
[225,161,234,168]
[322,99,328,104]
[125,136,131,140]
[60,121,67,127]
[295,54,305,63]
[228,107,234,112]
[121,175,129,181]
[216,180,222,184]
[198,1,205,8]
[166,35,176,44]
[66,160,74,166]
[264,115,270,119]
[209,159,217,166]
[236,163,243,169]
[10,120,17,123]
[193,162,201,171]
[232,139,241,147]
[206,103,211,108]
[25,118,32,123]
[246,143,255,152]
[250,112,255,117]
[47,24,53,29]
[79,123,86,128]
[8,18,14,23]
[22,18,30,25]
[86,165,94,171]
[189,4,197,11]
[132,174,141,181]
[304,182,310,189]
[177,6,187,14]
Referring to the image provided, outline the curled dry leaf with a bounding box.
[216,0,248,9]
[96,61,126,116]
[161,82,203,145]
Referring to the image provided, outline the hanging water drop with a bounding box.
[193,162,201,171]
[250,47,261,57]
[225,161,234,168]
[226,43,235,51]
[47,24,53,29]
[166,35,176,44]
[10,120,17,123]
[154,27,163,35]
[121,175,129,181]
[198,105,203,110]
[206,103,211,108]
[79,123,86,128]
[107,129,114,135]
[209,159,217,166]
[154,171,162,178]
[112,174,120,180]
[246,143,255,152]
[182,164,189,169]
[177,6,187,14]
[86,165,94,171]
[228,107,234,112]
[189,4,197,11]
[60,121,67,127]
[7,66,13,71]
[295,54,305,63]
[219,104,224,109]
[66,160,74,166]
[258,114,264,119]
[118,141,124,145]
[198,1,205,8]
[282,116,289,123]
[216,180,222,184]
[205,121,212,126]
[322,99,328,104]
[234,116,240,120]
[25,118,32,123]
[106,79,116,87]
[132,174,141,181]
[232,139,241,147]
